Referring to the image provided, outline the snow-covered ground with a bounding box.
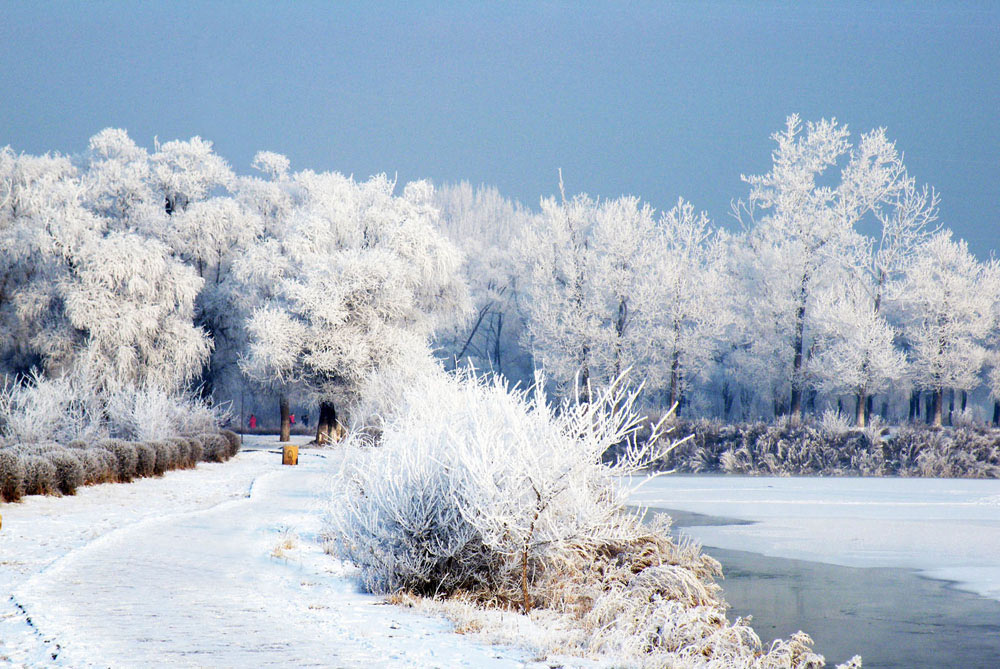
[0,436,539,668]
[630,474,1000,601]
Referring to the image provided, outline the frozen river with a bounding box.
[631,475,1000,668]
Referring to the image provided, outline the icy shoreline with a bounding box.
[643,506,1000,668]
[630,474,1000,603]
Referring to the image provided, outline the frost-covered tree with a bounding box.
[80,128,162,230]
[151,136,234,216]
[0,134,213,424]
[239,173,469,443]
[432,181,533,383]
[59,232,212,394]
[810,280,906,426]
[520,185,727,410]
[641,198,732,413]
[519,186,649,400]
[897,232,993,426]
[737,116,931,421]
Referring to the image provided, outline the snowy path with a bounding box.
[630,474,1000,601]
[1,438,533,668]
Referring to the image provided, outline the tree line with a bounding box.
[2,116,997,433]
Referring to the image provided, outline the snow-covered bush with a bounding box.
[134,442,157,478]
[220,429,241,456]
[150,441,171,475]
[326,371,851,666]
[169,437,203,468]
[819,409,852,437]
[0,370,108,445]
[0,450,26,502]
[105,385,225,441]
[328,370,672,601]
[22,455,57,496]
[74,447,116,485]
[654,420,1000,478]
[45,448,86,495]
[101,440,139,482]
[198,433,231,462]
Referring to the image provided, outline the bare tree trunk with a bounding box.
[668,348,681,412]
[789,277,808,423]
[493,312,503,377]
[279,395,291,443]
[961,390,968,413]
[925,392,934,425]
[865,395,873,424]
[948,388,955,426]
[855,392,866,427]
[316,402,338,445]
[932,388,944,427]
[993,401,1000,427]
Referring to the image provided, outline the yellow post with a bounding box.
[282,445,299,466]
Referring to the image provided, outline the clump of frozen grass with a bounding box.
[327,370,853,667]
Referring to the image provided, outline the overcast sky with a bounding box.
[2,1,998,257]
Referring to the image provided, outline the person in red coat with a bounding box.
[249,413,257,430]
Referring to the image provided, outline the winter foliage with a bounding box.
[4,119,1000,435]
[0,369,238,501]
[325,370,860,667]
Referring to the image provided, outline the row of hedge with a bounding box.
[0,430,241,502]
[644,420,1000,478]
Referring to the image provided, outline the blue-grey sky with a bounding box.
[2,1,998,257]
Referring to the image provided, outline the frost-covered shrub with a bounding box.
[134,442,157,478]
[198,433,237,462]
[169,437,201,468]
[326,372,846,666]
[106,386,226,441]
[819,409,852,437]
[101,440,139,482]
[220,429,241,458]
[77,448,116,484]
[0,370,109,445]
[651,420,999,478]
[328,371,674,600]
[45,449,86,495]
[22,455,58,496]
[893,426,1000,478]
[0,450,26,502]
[154,441,180,474]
